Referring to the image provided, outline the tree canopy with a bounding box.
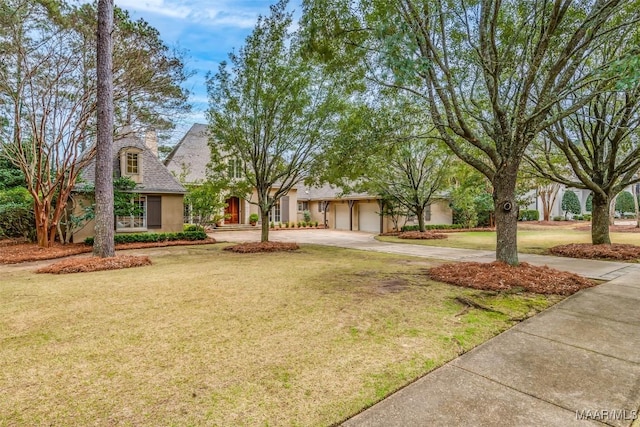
[302,0,640,264]
[207,0,345,242]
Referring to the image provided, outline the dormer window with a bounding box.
[119,147,143,183]
[126,152,139,174]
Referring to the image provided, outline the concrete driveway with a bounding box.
[211,228,640,281]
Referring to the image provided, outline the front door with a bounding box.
[225,197,240,224]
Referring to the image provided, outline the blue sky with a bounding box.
[111,0,302,142]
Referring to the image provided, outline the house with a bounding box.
[165,123,453,232]
[71,130,186,242]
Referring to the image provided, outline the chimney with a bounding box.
[145,129,158,157]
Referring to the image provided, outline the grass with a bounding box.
[377,227,640,254]
[0,244,562,426]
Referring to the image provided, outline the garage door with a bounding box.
[358,202,380,233]
[335,203,350,230]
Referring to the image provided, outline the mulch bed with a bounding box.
[398,231,447,240]
[0,238,216,264]
[549,243,640,261]
[36,255,152,274]
[428,261,596,295]
[223,241,300,253]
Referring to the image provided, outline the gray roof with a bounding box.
[164,123,210,183]
[81,134,186,194]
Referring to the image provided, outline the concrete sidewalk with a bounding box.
[344,270,640,427]
[213,229,640,426]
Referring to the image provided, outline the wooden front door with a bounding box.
[225,197,240,224]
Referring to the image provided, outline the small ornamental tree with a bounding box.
[561,191,581,219]
[586,193,593,212]
[615,191,635,216]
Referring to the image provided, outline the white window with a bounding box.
[269,200,281,223]
[228,158,242,179]
[116,196,146,230]
[298,201,309,212]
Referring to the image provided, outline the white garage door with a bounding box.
[358,202,380,233]
[335,203,350,230]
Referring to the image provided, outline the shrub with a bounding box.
[553,216,564,221]
[583,214,592,221]
[314,221,319,227]
[400,224,464,232]
[303,210,311,223]
[249,213,259,224]
[285,222,289,228]
[183,224,204,232]
[518,210,539,221]
[561,191,581,218]
[85,231,207,245]
[297,221,302,228]
[574,215,583,221]
[0,203,35,240]
[270,221,275,229]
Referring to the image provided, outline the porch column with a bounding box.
[348,200,355,231]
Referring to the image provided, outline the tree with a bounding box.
[184,180,228,228]
[615,190,635,216]
[527,82,640,243]
[207,0,344,242]
[302,0,640,264]
[586,193,593,212]
[0,0,97,247]
[561,191,581,219]
[0,0,191,248]
[538,183,561,222]
[93,0,115,257]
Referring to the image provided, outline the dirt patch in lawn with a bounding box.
[428,261,596,295]
[549,243,640,261]
[36,255,152,274]
[223,241,300,253]
[398,231,448,240]
[0,239,216,264]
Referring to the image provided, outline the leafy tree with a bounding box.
[302,0,640,264]
[184,180,228,228]
[527,83,640,243]
[561,191,581,219]
[93,0,115,257]
[586,193,593,212]
[207,0,344,242]
[615,191,635,215]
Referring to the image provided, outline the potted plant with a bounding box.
[249,213,259,226]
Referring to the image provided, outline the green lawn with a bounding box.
[377,228,640,254]
[0,244,561,426]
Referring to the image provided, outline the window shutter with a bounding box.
[425,204,432,221]
[281,196,289,222]
[147,196,162,229]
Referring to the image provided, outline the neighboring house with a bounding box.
[165,123,453,232]
[71,130,186,242]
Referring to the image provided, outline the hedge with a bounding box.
[85,231,207,245]
[401,224,464,232]
[518,209,539,221]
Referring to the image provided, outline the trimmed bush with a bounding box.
[552,216,564,221]
[518,210,539,221]
[400,224,464,232]
[183,224,205,232]
[85,231,207,245]
[583,214,592,221]
[0,203,35,239]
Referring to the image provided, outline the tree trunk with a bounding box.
[93,0,115,258]
[416,206,425,232]
[591,192,611,245]
[260,208,269,242]
[634,185,640,228]
[493,167,519,265]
